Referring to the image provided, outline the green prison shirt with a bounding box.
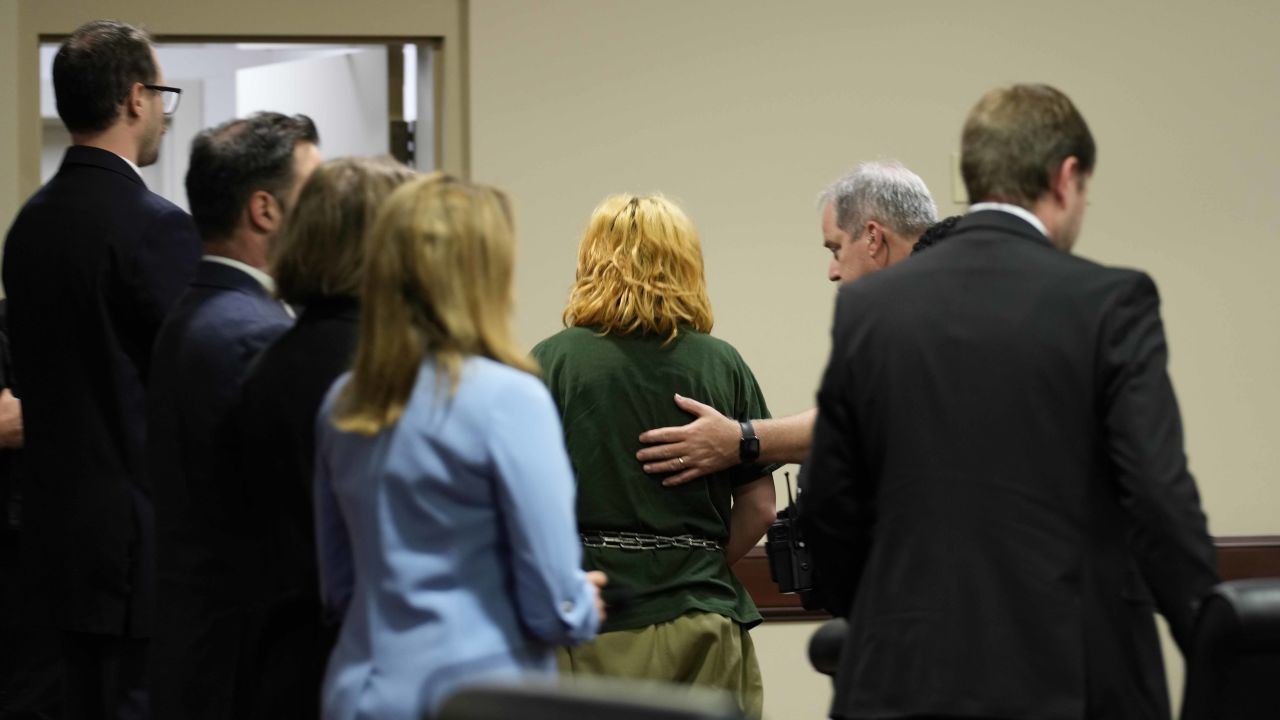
[532,325,772,633]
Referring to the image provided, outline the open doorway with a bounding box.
[38,39,437,211]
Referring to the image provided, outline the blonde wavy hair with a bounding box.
[563,194,713,342]
[333,174,535,435]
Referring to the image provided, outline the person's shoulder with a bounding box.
[205,280,284,318]
[531,326,606,375]
[133,191,199,250]
[4,170,89,238]
[57,152,151,201]
[56,149,186,220]
[1091,266,1158,314]
[1044,254,1154,304]
[669,331,763,388]
[176,284,290,351]
[10,177,60,216]
[1071,258,1148,285]
[141,189,190,217]
[465,357,547,402]
[231,294,293,351]
[441,358,555,437]
[89,170,183,221]
[677,329,744,361]
[33,155,195,240]
[2,193,43,252]
[532,326,594,354]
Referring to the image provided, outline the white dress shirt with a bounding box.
[201,254,277,294]
[968,202,1050,242]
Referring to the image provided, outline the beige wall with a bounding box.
[2,0,1277,717]
[0,0,19,248]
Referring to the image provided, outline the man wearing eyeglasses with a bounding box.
[2,19,200,720]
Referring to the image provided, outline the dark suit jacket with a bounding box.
[221,295,356,718]
[147,259,292,719]
[1,146,200,636]
[801,210,1218,720]
[0,300,16,530]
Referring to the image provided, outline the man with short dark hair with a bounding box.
[147,112,320,720]
[2,19,200,719]
[634,161,937,485]
[803,84,1218,720]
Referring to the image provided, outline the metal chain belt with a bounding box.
[579,530,723,552]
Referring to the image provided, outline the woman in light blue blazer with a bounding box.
[313,174,606,720]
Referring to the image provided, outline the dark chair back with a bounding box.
[1181,578,1280,720]
[436,677,746,720]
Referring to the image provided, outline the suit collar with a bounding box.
[193,258,275,299]
[60,145,145,187]
[956,208,1054,247]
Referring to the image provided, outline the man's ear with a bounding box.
[1051,156,1082,206]
[125,82,146,121]
[246,190,279,234]
[864,220,883,258]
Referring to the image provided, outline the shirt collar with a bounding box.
[103,150,144,181]
[201,255,277,294]
[968,202,1051,241]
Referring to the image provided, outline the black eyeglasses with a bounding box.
[142,84,182,115]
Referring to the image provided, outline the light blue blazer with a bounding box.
[315,357,599,720]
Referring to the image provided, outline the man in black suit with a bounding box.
[147,111,320,720]
[1,20,201,719]
[802,84,1218,720]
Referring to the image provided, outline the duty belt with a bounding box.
[579,530,723,552]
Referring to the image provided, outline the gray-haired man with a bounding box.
[635,161,937,485]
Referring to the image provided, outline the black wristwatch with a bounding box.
[738,420,760,463]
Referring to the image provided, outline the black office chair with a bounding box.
[807,617,848,677]
[436,676,747,720]
[1181,578,1280,720]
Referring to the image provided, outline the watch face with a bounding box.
[743,437,760,460]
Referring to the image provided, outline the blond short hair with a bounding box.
[562,194,713,343]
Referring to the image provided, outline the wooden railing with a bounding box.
[738,535,1280,622]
